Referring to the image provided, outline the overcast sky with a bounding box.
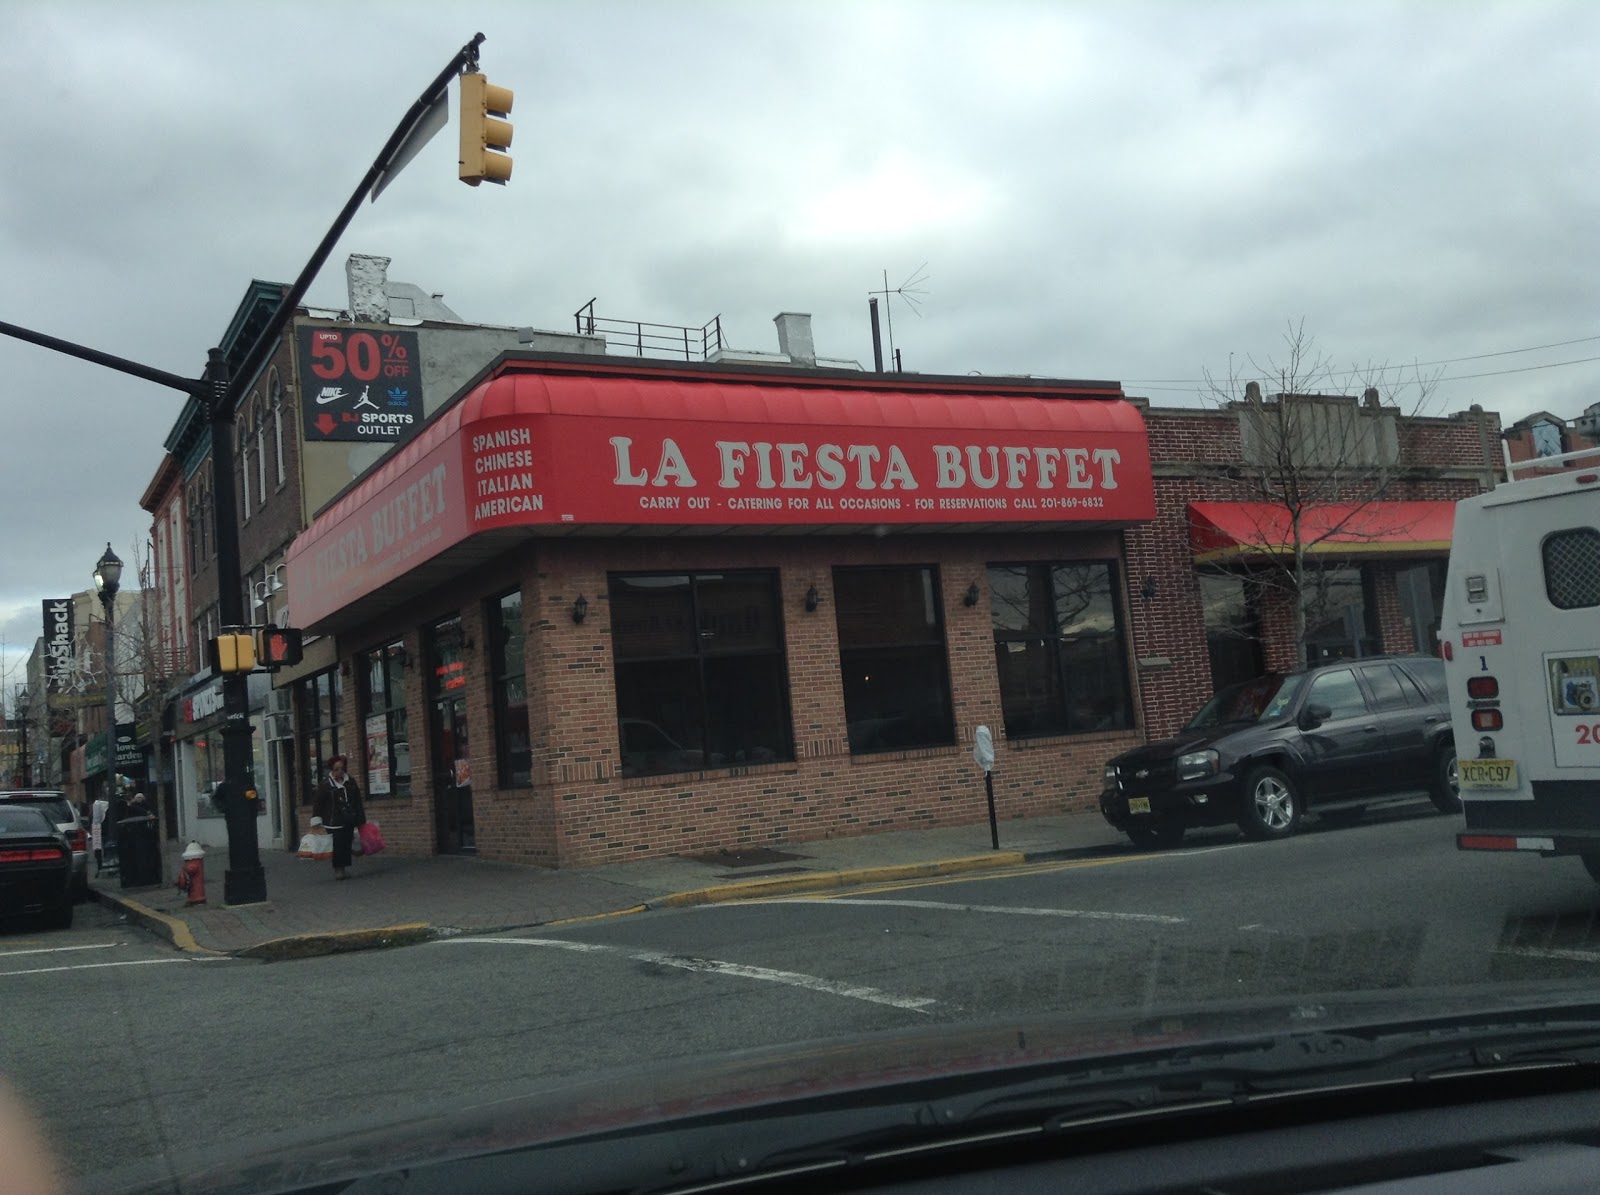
[1,0,1596,691]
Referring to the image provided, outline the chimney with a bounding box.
[1363,386,1382,410]
[773,312,815,366]
[346,254,392,322]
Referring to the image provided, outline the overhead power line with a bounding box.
[1123,332,1600,387]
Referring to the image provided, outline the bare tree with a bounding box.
[1200,320,1443,669]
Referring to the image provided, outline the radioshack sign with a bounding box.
[184,681,225,724]
[42,599,73,692]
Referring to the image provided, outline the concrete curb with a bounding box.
[645,851,1029,909]
[89,886,222,956]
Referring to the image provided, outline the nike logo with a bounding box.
[315,387,347,405]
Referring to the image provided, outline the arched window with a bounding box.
[269,369,286,487]
[255,401,268,500]
[238,414,252,519]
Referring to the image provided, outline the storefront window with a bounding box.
[609,571,793,777]
[490,590,532,787]
[360,642,410,797]
[833,566,955,753]
[1303,566,1379,661]
[191,735,224,818]
[1397,560,1448,654]
[298,668,341,805]
[988,561,1134,738]
[1200,572,1265,692]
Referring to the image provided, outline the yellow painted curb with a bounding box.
[650,852,1029,910]
[101,892,224,956]
[542,904,650,928]
[235,922,434,962]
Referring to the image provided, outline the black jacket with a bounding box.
[313,778,366,828]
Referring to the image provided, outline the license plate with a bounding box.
[1127,797,1152,815]
[1460,759,1518,790]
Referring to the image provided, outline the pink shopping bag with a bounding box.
[358,821,386,856]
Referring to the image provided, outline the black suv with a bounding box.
[1100,655,1459,849]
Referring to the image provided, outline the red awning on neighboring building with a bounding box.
[285,361,1156,631]
[1189,500,1456,564]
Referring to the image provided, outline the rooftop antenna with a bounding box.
[867,263,928,372]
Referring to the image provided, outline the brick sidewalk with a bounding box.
[93,810,1131,957]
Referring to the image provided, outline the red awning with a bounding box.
[1189,500,1456,563]
[285,361,1154,631]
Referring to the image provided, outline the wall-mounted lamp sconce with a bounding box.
[963,581,981,607]
[804,585,820,613]
[572,594,590,624]
[1140,575,1159,601]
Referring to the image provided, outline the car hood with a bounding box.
[90,982,1600,1195]
[1109,724,1256,765]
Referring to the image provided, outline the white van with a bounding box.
[1440,446,1600,877]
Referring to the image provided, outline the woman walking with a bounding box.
[312,755,365,880]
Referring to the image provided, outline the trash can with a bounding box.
[118,815,161,888]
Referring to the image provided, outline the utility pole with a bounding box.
[0,32,495,903]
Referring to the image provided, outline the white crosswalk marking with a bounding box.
[441,936,935,1012]
[766,897,1184,923]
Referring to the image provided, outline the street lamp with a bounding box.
[94,542,122,808]
[14,685,30,787]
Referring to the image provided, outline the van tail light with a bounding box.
[1442,641,1454,661]
[69,827,86,852]
[1467,677,1499,699]
[1472,709,1504,731]
[0,847,67,863]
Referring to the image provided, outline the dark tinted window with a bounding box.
[988,561,1134,738]
[0,806,54,834]
[1361,664,1412,712]
[834,566,955,754]
[1305,668,1368,720]
[1400,657,1447,702]
[610,571,793,777]
[1543,528,1600,610]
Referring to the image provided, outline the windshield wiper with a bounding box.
[675,1014,1600,1192]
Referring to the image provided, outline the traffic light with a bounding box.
[209,632,256,674]
[257,626,305,669]
[459,70,513,186]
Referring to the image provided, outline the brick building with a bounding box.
[273,334,1511,870]
[144,256,602,852]
[284,336,1156,867]
[1127,394,1502,739]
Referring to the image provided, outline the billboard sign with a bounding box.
[42,599,73,693]
[298,326,423,443]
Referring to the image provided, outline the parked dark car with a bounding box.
[1101,655,1458,849]
[0,789,89,901]
[0,804,74,929]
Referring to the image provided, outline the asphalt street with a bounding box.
[9,798,1600,1189]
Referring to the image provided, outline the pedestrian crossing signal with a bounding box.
[257,627,305,668]
[209,633,256,674]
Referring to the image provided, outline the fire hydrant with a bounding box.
[176,841,207,905]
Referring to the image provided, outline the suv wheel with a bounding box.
[1239,765,1301,841]
[1127,820,1184,850]
[1429,745,1462,814]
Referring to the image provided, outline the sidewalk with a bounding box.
[90,811,1130,960]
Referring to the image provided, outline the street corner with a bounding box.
[648,851,1030,910]
[88,884,222,955]
[234,922,435,962]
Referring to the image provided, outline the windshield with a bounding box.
[1184,675,1303,730]
[2,5,1596,1194]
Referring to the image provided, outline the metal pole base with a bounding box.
[224,866,268,906]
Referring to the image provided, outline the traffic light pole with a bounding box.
[202,348,268,904]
